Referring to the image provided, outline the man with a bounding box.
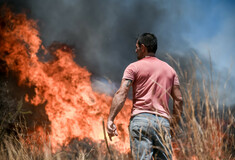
[107,33,183,160]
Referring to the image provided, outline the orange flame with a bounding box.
[1,8,228,159]
[0,7,131,153]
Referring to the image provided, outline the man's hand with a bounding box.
[107,120,118,141]
[106,79,132,141]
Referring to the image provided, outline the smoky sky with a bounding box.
[1,0,192,78]
[1,0,234,105]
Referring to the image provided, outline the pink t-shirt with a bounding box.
[123,56,179,119]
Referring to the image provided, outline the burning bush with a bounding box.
[0,5,131,154]
[0,6,234,160]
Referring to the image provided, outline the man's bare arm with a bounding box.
[108,79,132,121]
[171,85,183,124]
[107,79,132,140]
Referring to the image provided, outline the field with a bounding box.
[0,6,234,160]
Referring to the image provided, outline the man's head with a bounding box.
[135,33,158,60]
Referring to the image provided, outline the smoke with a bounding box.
[1,0,189,77]
[1,0,234,105]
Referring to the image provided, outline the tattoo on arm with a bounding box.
[126,80,132,87]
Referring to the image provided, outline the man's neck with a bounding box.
[145,52,155,57]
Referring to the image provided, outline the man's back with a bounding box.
[107,33,182,160]
[123,56,179,119]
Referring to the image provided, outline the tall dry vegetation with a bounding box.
[0,55,234,160]
[0,6,234,160]
[168,54,234,160]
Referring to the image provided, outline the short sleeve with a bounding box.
[122,63,137,81]
[173,73,180,85]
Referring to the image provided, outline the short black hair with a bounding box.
[137,33,158,53]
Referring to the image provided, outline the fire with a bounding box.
[1,6,230,159]
[0,7,131,153]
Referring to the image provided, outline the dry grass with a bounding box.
[0,56,234,160]
[167,54,235,160]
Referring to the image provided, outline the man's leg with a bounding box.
[129,114,154,160]
[152,116,172,160]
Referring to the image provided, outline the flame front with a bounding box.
[0,7,131,153]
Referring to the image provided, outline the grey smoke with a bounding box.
[1,0,234,105]
[2,0,191,78]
